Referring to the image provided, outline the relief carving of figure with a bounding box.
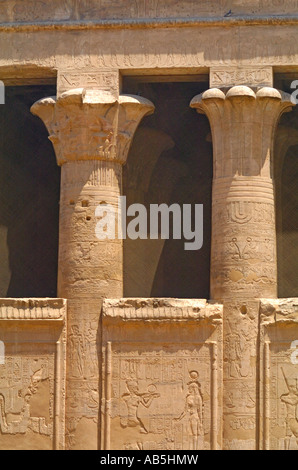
[280,368,298,450]
[121,380,160,433]
[69,325,85,378]
[0,368,50,436]
[224,332,242,378]
[174,371,203,450]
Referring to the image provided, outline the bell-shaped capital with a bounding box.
[31,88,155,166]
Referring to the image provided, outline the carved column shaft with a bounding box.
[191,86,294,449]
[31,88,154,449]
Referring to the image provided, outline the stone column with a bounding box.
[31,88,154,449]
[191,86,294,449]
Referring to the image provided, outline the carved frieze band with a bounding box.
[103,298,223,323]
[0,298,66,321]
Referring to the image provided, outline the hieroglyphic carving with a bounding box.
[57,69,119,97]
[102,299,223,450]
[0,298,67,450]
[260,299,298,450]
[110,345,210,451]
[210,67,273,88]
[0,358,53,436]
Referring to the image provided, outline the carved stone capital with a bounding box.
[31,88,155,166]
[190,87,294,178]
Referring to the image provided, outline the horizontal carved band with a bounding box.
[103,298,223,323]
[0,298,66,321]
[260,298,298,325]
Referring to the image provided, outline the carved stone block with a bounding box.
[57,69,120,97]
[101,298,223,450]
[210,67,273,88]
[0,298,67,450]
[259,299,298,450]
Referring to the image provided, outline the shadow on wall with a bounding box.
[0,86,60,298]
[279,143,298,298]
[123,82,213,299]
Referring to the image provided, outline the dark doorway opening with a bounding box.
[274,75,298,299]
[0,85,60,297]
[122,80,212,299]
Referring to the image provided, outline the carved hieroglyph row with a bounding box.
[101,299,223,451]
[210,67,273,88]
[57,69,120,97]
[1,0,298,23]
[0,299,67,450]
[259,299,298,451]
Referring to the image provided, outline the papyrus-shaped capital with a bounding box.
[190,86,294,178]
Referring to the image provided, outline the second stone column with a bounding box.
[191,86,294,449]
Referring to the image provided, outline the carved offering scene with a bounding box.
[101,299,223,450]
[0,299,66,450]
[260,299,298,450]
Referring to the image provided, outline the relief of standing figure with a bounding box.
[280,368,298,450]
[173,371,204,450]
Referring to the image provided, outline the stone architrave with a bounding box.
[31,88,154,449]
[0,298,66,450]
[101,298,223,451]
[259,299,298,451]
[191,86,295,450]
